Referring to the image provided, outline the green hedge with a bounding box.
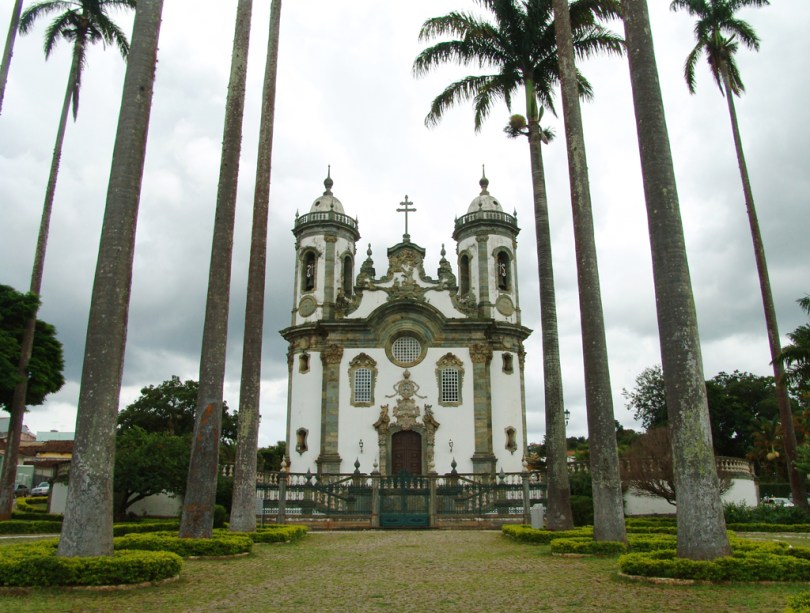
[112,520,180,536]
[228,525,308,543]
[114,532,253,558]
[727,522,810,533]
[0,540,181,587]
[786,591,810,612]
[550,538,627,556]
[0,520,63,534]
[11,511,63,522]
[618,546,810,582]
[15,497,48,513]
[501,524,593,544]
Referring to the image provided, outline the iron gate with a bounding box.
[379,472,430,528]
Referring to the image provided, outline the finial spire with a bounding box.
[479,165,489,195]
[323,165,333,195]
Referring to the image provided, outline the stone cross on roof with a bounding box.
[397,195,416,241]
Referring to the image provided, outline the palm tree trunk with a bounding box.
[0,0,23,115]
[551,0,625,542]
[720,67,807,511]
[180,0,253,539]
[620,0,730,560]
[230,0,282,533]
[0,43,81,520]
[57,0,164,557]
[523,81,573,530]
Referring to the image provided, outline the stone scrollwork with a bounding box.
[469,343,492,365]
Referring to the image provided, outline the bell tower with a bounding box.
[452,169,521,323]
[291,168,361,324]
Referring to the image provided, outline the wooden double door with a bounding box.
[391,430,422,475]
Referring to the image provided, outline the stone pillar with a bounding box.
[322,234,337,319]
[469,343,496,474]
[476,235,492,318]
[316,344,343,473]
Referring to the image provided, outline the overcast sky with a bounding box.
[1,1,808,452]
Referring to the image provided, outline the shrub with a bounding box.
[626,534,677,551]
[724,501,810,526]
[502,524,593,544]
[114,532,253,558]
[570,495,594,527]
[240,525,308,543]
[550,537,627,556]
[11,511,63,522]
[786,591,810,613]
[619,547,810,582]
[113,520,180,536]
[213,504,227,528]
[0,520,63,534]
[15,497,48,513]
[0,540,181,587]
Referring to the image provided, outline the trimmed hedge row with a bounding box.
[501,524,593,544]
[549,534,679,556]
[113,520,180,536]
[114,532,253,558]
[235,525,308,543]
[727,522,810,533]
[0,540,181,587]
[0,520,63,534]
[12,511,63,522]
[15,497,48,513]
[619,542,810,582]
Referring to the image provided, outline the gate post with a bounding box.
[429,476,437,528]
[278,471,288,525]
[522,468,530,525]
[371,474,380,528]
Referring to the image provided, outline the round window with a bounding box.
[391,335,422,366]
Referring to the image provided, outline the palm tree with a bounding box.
[0,0,24,115]
[230,0,283,533]
[619,0,730,559]
[779,296,810,399]
[550,0,626,543]
[180,0,254,539]
[413,0,623,533]
[670,0,807,511]
[0,0,134,522]
[57,0,164,558]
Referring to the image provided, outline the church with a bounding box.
[282,170,532,476]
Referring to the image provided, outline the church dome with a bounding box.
[466,169,503,213]
[310,168,345,214]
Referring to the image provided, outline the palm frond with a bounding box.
[424,74,503,128]
[684,44,702,94]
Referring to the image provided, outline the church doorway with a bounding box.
[391,430,422,475]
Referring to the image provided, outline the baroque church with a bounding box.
[282,170,532,476]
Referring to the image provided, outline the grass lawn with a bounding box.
[0,530,806,612]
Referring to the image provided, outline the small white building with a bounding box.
[283,171,531,476]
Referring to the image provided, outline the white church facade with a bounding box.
[282,170,532,476]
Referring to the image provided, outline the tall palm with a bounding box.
[670,0,807,511]
[180,0,254,539]
[413,0,623,533]
[550,0,626,543]
[57,0,163,558]
[779,296,810,396]
[230,0,283,533]
[0,0,24,115]
[619,0,730,559]
[0,0,134,522]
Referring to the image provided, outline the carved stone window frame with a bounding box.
[300,248,320,294]
[349,353,378,407]
[435,352,464,407]
[505,426,517,454]
[502,352,514,374]
[493,247,513,292]
[295,427,309,455]
[299,351,310,373]
[386,333,426,368]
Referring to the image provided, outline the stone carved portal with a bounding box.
[373,371,439,476]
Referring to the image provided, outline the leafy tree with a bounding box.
[58,0,164,559]
[0,285,64,520]
[257,441,287,473]
[181,0,253,539]
[0,0,23,115]
[780,296,810,406]
[113,427,189,521]
[0,285,64,411]
[117,376,237,445]
[231,0,283,534]
[623,365,667,430]
[670,0,806,511]
[619,0,730,558]
[413,0,623,534]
